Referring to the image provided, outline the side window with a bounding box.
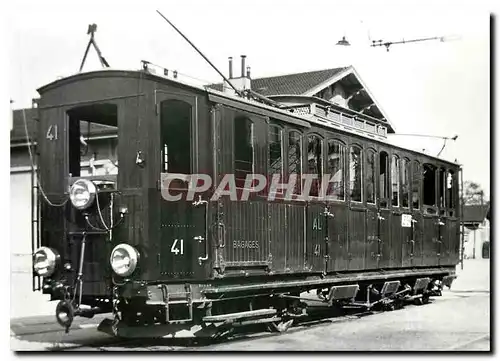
[423,163,436,206]
[391,155,400,207]
[307,134,323,197]
[446,170,456,209]
[366,149,376,204]
[234,116,254,188]
[402,158,410,208]
[412,161,420,209]
[161,99,191,174]
[439,167,446,209]
[288,131,302,195]
[349,145,363,202]
[327,140,345,201]
[379,151,390,208]
[269,124,283,182]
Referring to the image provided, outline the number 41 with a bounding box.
[46,125,58,141]
[171,239,184,255]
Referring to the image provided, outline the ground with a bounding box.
[10,258,490,351]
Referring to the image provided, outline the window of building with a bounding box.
[423,163,436,206]
[439,167,446,208]
[349,145,363,202]
[307,134,323,197]
[288,131,302,195]
[402,158,410,208]
[446,170,456,209]
[160,99,191,174]
[366,149,376,204]
[234,116,254,188]
[269,124,283,181]
[327,140,345,201]
[412,161,420,209]
[379,151,389,208]
[391,155,400,207]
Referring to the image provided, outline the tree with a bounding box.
[462,181,487,205]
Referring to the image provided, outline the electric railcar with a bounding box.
[30,66,461,337]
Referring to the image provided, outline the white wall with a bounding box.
[463,219,490,259]
[10,171,54,318]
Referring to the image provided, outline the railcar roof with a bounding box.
[36,69,460,168]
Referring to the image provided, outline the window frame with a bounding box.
[268,123,285,194]
[411,160,421,210]
[422,163,438,210]
[287,129,303,198]
[438,166,447,212]
[391,154,400,208]
[326,138,347,202]
[348,143,363,204]
[446,168,457,211]
[378,150,390,209]
[233,115,255,189]
[306,133,324,199]
[365,147,377,205]
[160,99,193,175]
[401,157,411,209]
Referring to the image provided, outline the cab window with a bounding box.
[161,99,191,174]
[234,116,254,187]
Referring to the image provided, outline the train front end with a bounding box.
[31,70,158,332]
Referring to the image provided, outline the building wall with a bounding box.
[463,219,490,259]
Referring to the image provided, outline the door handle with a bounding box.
[194,197,209,264]
[217,222,226,248]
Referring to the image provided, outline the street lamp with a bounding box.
[336,36,351,46]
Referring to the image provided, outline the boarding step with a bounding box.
[165,284,193,323]
[203,308,277,323]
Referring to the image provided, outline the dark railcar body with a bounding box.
[32,70,461,335]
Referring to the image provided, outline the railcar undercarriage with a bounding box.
[93,268,455,339]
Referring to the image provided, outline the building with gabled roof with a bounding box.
[210,64,395,134]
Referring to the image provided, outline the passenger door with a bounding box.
[305,203,327,272]
[327,203,348,272]
[365,209,380,270]
[157,91,206,279]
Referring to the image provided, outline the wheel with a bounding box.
[268,319,294,333]
[422,294,430,304]
[414,297,424,306]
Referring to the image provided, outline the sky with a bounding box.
[4,0,493,198]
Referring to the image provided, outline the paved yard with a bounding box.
[11,258,490,351]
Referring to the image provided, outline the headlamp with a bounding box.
[33,247,60,277]
[110,244,139,277]
[69,179,97,210]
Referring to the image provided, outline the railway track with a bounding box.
[59,301,416,350]
[12,290,488,351]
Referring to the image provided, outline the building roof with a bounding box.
[209,67,347,96]
[11,108,117,144]
[249,68,348,96]
[209,66,395,133]
[462,205,490,223]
